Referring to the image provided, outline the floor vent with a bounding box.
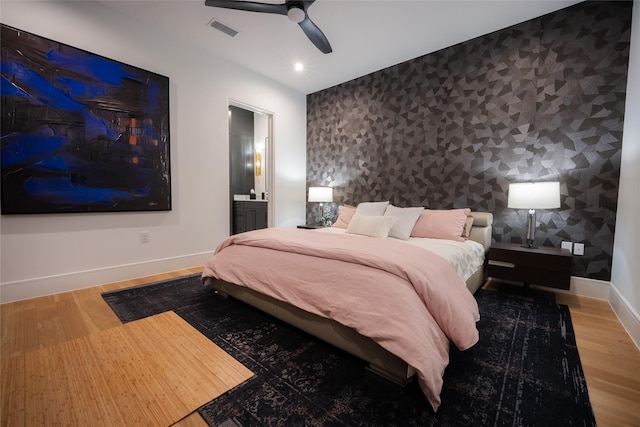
[208,18,239,37]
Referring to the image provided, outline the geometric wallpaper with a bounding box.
[306,1,632,280]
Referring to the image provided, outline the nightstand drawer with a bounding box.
[488,262,571,289]
[488,242,572,290]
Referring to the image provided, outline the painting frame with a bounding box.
[1,24,171,214]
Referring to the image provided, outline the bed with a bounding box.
[202,207,493,411]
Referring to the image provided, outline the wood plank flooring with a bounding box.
[1,268,214,427]
[555,292,640,426]
[2,268,639,426]
[2,311,253,426]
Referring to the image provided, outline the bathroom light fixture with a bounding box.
[255,151,261,177]
[508,182,560,248]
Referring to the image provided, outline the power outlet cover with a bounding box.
[561,241,573,252]
[574,243,584,255]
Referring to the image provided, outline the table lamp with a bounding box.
[308,187,334,226]
[508,182,560,248]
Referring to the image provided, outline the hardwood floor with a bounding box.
[1,268,210,427]
[2,269,639,426]
[554,292,640,426]
[2,310,252,426]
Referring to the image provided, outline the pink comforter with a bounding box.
[202,228,480,411]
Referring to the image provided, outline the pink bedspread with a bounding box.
[202,228,480,411]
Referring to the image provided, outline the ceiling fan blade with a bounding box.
[299,16,332,54]
[205,0,332,54]
[204,0,288,15]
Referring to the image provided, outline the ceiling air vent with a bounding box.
[207,18,239,37]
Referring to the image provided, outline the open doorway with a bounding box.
[228,100,274,234]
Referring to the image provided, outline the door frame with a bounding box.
[228,99,275,228]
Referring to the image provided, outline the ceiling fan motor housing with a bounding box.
[287,6,305,23]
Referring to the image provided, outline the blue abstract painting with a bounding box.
[1,24,171,214]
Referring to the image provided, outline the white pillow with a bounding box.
[384,205,424,240]
[346,215,395,238]
[355,201,389,216]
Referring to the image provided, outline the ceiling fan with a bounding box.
[204,0,333,54]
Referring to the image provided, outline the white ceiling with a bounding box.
[98,0,582,95]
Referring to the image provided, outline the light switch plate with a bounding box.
[574,243,584,256]
[561,241,573,252]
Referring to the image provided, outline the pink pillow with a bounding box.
[332,205,356,229]
[410,208,471,241]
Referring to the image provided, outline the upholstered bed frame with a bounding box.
[205,212,493,386]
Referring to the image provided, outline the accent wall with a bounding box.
[306,1,632,281]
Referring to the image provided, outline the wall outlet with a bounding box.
[561,241,573,252]
[573,242,584,256]
[140,231,150,244]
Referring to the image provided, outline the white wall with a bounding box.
[0,0,307,302]
[610,0,640,348]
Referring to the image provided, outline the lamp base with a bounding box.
[524,209,537,249]
[321,204,333,227]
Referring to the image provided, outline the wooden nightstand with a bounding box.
[488,242,572,290]
[297,224,325,229]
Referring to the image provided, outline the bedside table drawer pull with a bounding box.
[488,260,516,268]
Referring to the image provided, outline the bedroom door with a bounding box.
[228,101,273,234]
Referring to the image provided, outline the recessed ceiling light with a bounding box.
[294,62,304,72]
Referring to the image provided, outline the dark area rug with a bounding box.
[102,274,596,426]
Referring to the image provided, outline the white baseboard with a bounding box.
[557,276,612,300]
[608,285,640,350]
[528,275,610,300]
[550,276,640,350]
[0,252,212,304]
